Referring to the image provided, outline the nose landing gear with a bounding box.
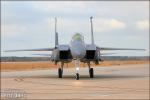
[76,73,79,80]
[75,60,80,80]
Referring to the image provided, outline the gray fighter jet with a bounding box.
[5,17,144,80]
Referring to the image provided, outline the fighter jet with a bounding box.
[5,17,145,80]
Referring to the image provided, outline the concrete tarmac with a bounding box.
[1,64,149,99]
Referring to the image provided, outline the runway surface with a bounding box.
[1,64,149,99]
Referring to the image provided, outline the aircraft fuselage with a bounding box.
[70,38,86,59]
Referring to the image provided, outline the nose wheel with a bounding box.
[75,60,80,80]
[76,73,79,80]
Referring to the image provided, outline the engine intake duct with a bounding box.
[86,50,95,59]
[59,50,71,59]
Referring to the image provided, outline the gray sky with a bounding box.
[1,1,149,57]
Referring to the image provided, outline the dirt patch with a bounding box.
[1,60,149,71]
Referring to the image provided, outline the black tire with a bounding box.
[76,73,79,80]
[89,68,94,78]
[58,68,62,78]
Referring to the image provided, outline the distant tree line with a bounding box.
[1,57,51,62]
[0,56,149,62]
[101,56,149,61]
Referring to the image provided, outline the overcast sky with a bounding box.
[1,1,149,57]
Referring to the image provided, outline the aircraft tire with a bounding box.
[58,68,62,78]
[90,68,94,78]
[76,73,79,80]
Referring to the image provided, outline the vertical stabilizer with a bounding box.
[55,18,59,47]
[90,16,94,44]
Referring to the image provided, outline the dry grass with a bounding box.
[1,60,149,71]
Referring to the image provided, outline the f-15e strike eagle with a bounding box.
[5,17,144,80]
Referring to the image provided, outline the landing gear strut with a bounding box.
[89,68,94,78]
[75,60,80,80]
[88,62,94,78]
[58,68,62,78]
[58,62,64,78]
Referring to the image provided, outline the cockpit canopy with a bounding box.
[72,33,84,41]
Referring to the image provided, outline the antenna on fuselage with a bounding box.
[55,17,59,48]
[90,16,94,45]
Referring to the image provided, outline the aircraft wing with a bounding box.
[97,46,145,51]
[5,48,54,52]
[32,54,51,56]
[101,53,116,55]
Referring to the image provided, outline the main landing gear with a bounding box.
[58,62,64,78]
[58,61,94,80]
[58,68,62,78]
[88,62,94,78]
